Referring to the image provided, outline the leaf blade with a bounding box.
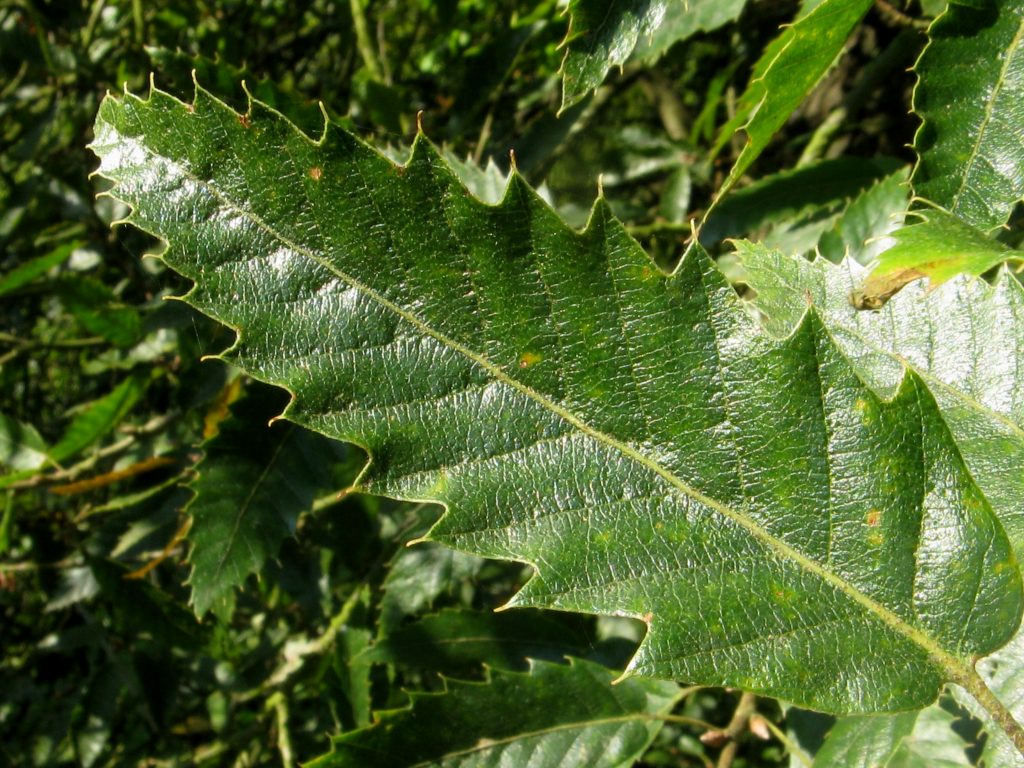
[92,85,1023,714]
[912,0,1024,233]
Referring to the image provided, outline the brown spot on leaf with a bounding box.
[866,509,881,527]
[237,113,251,129]
[308,166,323,181]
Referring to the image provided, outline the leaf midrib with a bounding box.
[133,120,970,681]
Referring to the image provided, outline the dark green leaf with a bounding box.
[186,385,350,617]
[309,659,681,768]
[360,609,596,673]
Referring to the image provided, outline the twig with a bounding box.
[760,716,812,768]
[349,0,384,82]
[716,691,757,768]
[874,0,929,29]
[7,413,175,491]
[266,692,295,768]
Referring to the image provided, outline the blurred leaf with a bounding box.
[49,370,150,464]
[733,243,1024,559]
[57,275,142,347]
[186,385,351,617]
[857,208,1021,307]
[309,659,681,768]
[379,540,484,632]
[0,240,77,298]
[360,609,595,673]
[0,413,50,472]
[713,0,872,201]
[912,0,1024,233]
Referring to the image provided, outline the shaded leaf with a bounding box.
[700,157,899,246]
[379,539,485,632]
[186,385,350,617]
[912,0,1024,233]
[560,1,670,110]
[57,275,142,347]
[733,242,1024,559]
[92,85,1023,715]
[712,0,872,201]
[309,658,681,768]
[360,608,596,673]
[856,208,1021,308]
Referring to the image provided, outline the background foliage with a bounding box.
[2,1,1022,766]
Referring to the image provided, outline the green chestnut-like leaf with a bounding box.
[91,85,1022,727]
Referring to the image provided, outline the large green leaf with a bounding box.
[712,0,872,202]
[912,0,1024,234]
[733,243,1024,560]
[187,385,350,616]
[309,658,681,768]
[92,86,1023,721]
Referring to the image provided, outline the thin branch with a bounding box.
[716,691,758,768]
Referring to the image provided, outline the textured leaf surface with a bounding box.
[92,86,1023,714]
[187,386,350,616]
[713,0,872,200]
[810,707,971,767]
[560,0,670,110]
[735,243,1024,561]
[857,209,1020,308]
[912,0,1024,234]
[308,659,680,768]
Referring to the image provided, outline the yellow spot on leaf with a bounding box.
[519,351,542,368]
[309,166,323,181]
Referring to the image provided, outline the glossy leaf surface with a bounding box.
[560,0,670,110]
[308,659,681,768]
[92,86,1022,714]
[912,0,1024,234]
[734,243,1024,560]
